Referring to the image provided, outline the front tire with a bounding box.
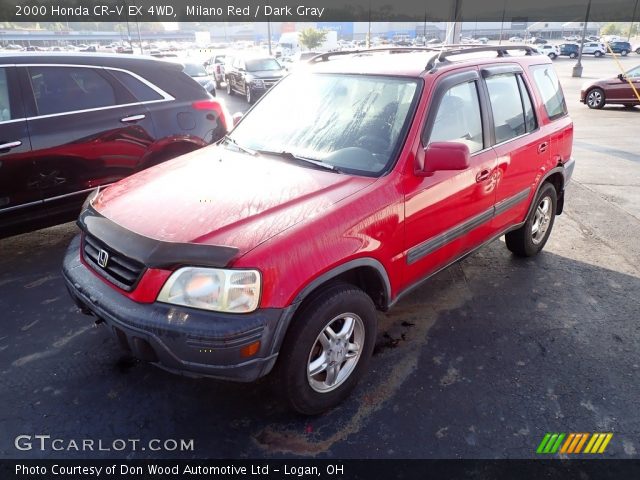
[569,52,577,59]
[246,86,253,104]
[226,80,233,96]
[505,183,557,257]
[621,49,628,56]
[276,283,377,415]
[594,50,603,57]
[586,88,605,109]
[549,53,557,59]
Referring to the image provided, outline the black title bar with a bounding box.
[0,0,638,22]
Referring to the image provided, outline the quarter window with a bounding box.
[0,68,11,121]
[27,66,118,116]
[109,70,163,102]
[428,81,483,154]
[517,75,537,133]
[530,65,568,120]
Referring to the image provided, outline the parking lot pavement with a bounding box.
[1,56,640,460]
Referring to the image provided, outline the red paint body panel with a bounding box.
[83,52,574,311]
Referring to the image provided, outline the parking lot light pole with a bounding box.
[629,0,639,42]
[572,0,592,78]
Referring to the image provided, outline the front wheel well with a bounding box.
[295,265,389,314]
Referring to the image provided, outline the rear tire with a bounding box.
[586,88,605,109]
[226,80,233,96]
[594,50,603,57]
[569,52,577,59]
[505,183,557,257]
[549,53,557,59]
[276,283,377,415]
[621,50,628,56]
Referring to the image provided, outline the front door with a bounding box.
[403,70,498,290]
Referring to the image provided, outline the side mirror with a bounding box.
[416,142,470,176]
[618,73,626,81]
[232,112,244,127]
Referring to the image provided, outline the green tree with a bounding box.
[601,23,621,36]
[299,28,328,50]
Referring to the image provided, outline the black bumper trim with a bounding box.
[63,234,292,382]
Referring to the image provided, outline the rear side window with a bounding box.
[109,70,164,102]
[28,66,118,116]
[530,65,568,121]
[0,68,12,121]
[428,81,483,154]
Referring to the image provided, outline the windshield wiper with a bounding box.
[257,150,340,173]
[221,135,257,156]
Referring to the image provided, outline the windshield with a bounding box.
[246,58,282,72]
[183,63,207,77]
[229,73,420,176]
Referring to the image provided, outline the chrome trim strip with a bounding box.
[0,63,175,124]
[406,187,531,265]
[0,186,102,215]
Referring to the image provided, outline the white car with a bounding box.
[538,44,560,59]
[509,36,523,43]
[581,42,607,57]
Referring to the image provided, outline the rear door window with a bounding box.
[530,65,568,121]
[27,66,129,116]
[486,74,527,143]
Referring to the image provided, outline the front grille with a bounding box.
[82,233,145,291]
[263,79,278,88]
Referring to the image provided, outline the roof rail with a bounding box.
[308,47,440,63]
[425,45,540,70]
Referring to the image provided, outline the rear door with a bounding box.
[0,66,36,216]
[19,64,158,204]
[484,64,550,231]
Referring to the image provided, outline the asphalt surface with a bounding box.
[1,55,640,460]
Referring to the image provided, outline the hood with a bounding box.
[92,146,375,257]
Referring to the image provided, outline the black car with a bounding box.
[225,54,286,104]
[172,60,216,95]
[607,41,632,56]
[0,53,230,238]
[559,43,580,58]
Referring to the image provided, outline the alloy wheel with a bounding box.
[531,196,552,245]
[307,313,364,393]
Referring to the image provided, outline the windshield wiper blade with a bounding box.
[221,135,257,156]
[257,150,340,173]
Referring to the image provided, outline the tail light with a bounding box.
[192,99,231,132]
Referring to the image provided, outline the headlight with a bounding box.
[250,78,265,88]
[157,267,261,313]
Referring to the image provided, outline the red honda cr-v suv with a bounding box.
[63,46,574,414]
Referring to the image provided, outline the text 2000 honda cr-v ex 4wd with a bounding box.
[63,46,575,415]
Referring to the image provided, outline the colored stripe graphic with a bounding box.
[538,433,613,454]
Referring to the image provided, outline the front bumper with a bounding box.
[62,235,294,382]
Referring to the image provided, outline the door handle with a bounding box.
[120,114,146,123]
[475,169,491,183]
[538,142,548,154]
[0,140,22,151]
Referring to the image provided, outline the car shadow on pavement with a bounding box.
[1,226,639,459]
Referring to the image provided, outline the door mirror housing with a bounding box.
[618,73,626,81]
[416,142,471,176]
[232,112,244,127]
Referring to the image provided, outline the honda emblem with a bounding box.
[97,249,109,268]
